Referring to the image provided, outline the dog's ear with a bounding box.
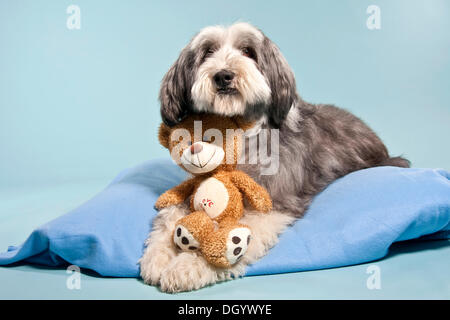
[158,123,172,149]
[259,37,298,128]
[159,47,194,127]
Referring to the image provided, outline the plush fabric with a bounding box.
[155,114,273,268]
[0,158,449,277]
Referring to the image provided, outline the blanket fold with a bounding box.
[1,158,449,277]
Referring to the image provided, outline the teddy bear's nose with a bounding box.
[190,143,203,154]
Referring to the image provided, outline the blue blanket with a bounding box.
[1,158,449,277]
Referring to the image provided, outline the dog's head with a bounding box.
[158,114,254,175]
[159,22,298,128]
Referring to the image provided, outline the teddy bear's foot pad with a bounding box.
[225,227,251,265]
[174,225,200,251]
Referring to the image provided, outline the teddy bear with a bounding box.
[155,113,272,268]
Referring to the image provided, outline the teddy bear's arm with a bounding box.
[154,176,200,209]
[231,171,272,213]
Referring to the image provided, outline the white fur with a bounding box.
[140,23,293,293]
[139,204,295,293]
[190,23,271,116]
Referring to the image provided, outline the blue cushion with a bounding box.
[0,158,449,277]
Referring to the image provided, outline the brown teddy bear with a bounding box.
[155,113,272,268]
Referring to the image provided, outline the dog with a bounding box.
[139,22,409,292]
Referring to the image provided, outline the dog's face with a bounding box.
[190,24,271,119]
[159,22,298,128]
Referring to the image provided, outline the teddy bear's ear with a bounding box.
[232,116,255,132]
[158,123,172,149]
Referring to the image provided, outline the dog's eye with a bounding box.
[241,47,256,61]
[203,48,215,60]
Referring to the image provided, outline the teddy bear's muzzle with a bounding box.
[181,142,225,174]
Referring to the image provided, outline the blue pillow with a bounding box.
[0,158,449,277]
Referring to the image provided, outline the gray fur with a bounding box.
[158,23,409,218]
[239,101,409,217]
[159,47,196,126]
[255,36,298,128]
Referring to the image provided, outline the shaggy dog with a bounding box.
[139,22,409,292]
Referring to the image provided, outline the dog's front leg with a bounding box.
[157,209,296,293]
[139,204,188,286]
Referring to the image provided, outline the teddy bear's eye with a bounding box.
[187,140,192,146]
[203,135,215,143]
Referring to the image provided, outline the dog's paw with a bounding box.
[159,252,218,293]
[139,242,176,286]
[173,224,200,252]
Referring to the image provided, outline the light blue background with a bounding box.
[0,0,449,300]
[1,0,449,189]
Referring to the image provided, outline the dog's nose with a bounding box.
[213,70,235,88]
[190,143,203,154]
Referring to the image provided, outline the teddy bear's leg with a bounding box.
[201,221,251,268]
[173,211,215,252]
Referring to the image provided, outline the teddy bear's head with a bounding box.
[158,114,254,174]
